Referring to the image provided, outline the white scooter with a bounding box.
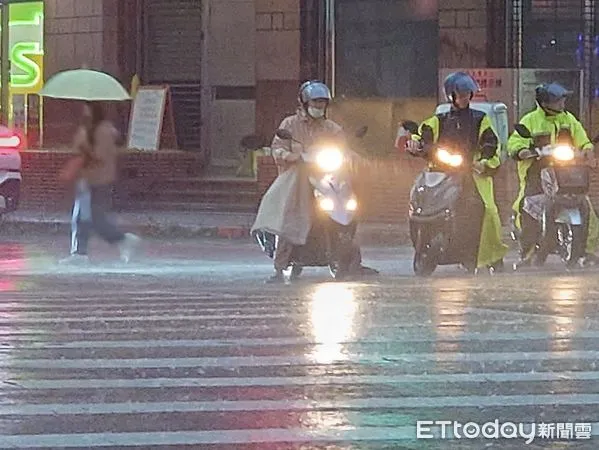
[0,126,23,214]
[252,126,368,280]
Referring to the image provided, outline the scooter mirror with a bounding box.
[402,120,420,135]
[514,124,532,139]
[355,126,368,138]
[240,134,266,150]
[275,129,293,140]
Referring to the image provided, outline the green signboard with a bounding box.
[1,1,44,93]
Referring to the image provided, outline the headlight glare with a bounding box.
[316,147,343,171]
[553,145,575,161]
[436,148,463,167]
[319,198,335,211]
[346,198,358,211]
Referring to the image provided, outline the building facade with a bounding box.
[31,0,599,158]
[12,0,599,219]
[40,0,302,171]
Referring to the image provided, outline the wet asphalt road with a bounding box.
[1,235,599,448]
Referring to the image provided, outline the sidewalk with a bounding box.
[1,209,513,246]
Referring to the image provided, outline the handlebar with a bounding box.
[530,146,590,160]
[517,145,596,169]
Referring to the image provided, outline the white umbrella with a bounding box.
[40,69,131,101]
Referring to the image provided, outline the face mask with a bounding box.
[308,107,325,119]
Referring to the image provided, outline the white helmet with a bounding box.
[298,80,332,105]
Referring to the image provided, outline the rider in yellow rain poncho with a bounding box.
[406,72,508,271]
[507,82,599,267]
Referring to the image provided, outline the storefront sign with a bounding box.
[4,1,44,94]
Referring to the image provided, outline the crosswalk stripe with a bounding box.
[3,350,599,369]
[5,424,599,448]
[6,370,599,389]
[4,394,599,416]
[4,331,598,348]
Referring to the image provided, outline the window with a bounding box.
[334,0,438,98]
[522,0,585,69]
[521,0,599,100]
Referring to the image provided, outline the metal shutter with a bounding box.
[143,0,202,83]
[143,0,203,150]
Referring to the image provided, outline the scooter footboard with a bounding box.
[409,211,450,224]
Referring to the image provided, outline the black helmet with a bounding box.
[535,83,572,106]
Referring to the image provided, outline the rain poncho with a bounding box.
[414,107,508,267]
[251,109,346,245]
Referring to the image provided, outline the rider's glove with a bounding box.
[473,160,486,174]
[405,139,422,156]
[517,145,548,160]
[517,148,537,160]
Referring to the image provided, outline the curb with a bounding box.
[0,218,515,248]
[0,219,411,244]
[0,220,254,240]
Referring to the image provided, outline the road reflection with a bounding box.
[546,277,582,351]
[308,283,357,365]
[432,278,470,355]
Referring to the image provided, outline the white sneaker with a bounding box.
[59,254,90,265]
[118,233,141,263]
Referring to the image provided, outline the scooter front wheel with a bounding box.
[328,263,344,280]
[329,251,352,280]
[327,227,355,280]
[413,229,438,276]
[413,251,437,276]
[558,223,585,267]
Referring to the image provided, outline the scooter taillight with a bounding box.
[0,135,22,149]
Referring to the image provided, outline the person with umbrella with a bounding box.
[41,69,140,263]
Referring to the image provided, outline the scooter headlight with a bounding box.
[553,145,575,161]
[436,148,463,167]
[316,147,343,172]
[319,197,335,211]
[346,198,358,211]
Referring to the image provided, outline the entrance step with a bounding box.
[122,174,260,213]
[123,201,258,213]
[141,189,258,204]
[160,177,258,192]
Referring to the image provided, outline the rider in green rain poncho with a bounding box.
[507,82,599,267]
[406,72,508,271]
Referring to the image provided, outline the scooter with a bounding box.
[0,126,23,215]
[511,124,599,268]
[252,126,368,280]
[403,121,496,276]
